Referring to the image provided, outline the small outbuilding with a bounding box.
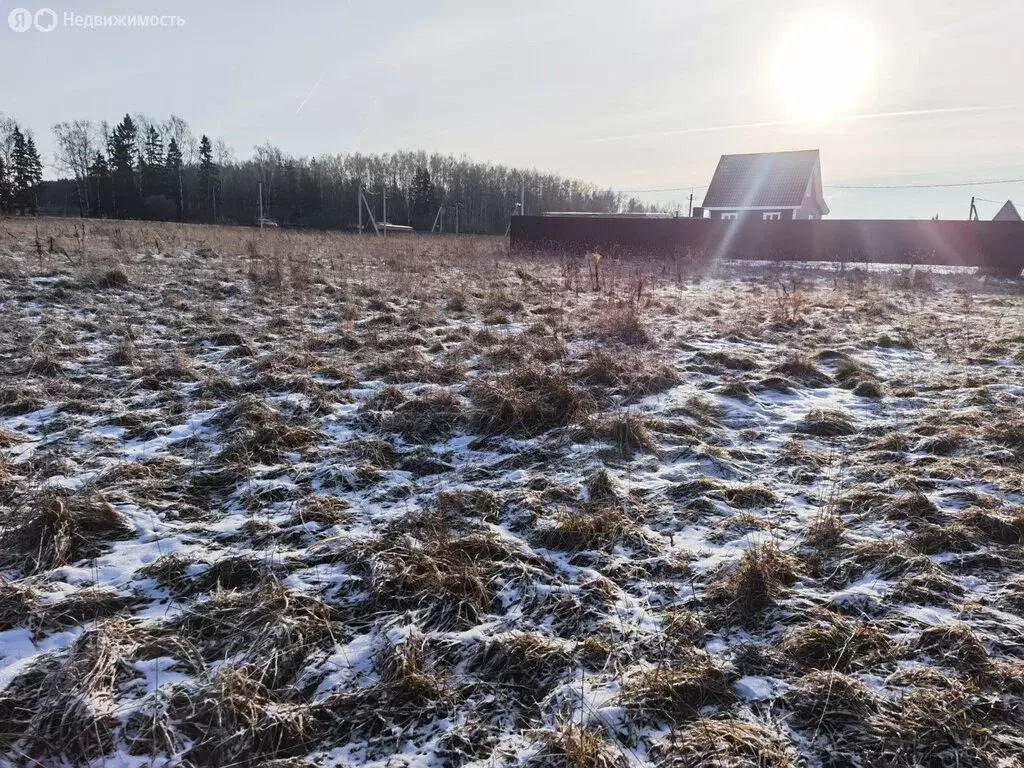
[701,149,829,221]
[993,200,1022,222]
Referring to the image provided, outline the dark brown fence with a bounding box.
[510,216,1024,273]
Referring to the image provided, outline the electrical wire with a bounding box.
[825,178,1024,190]
[621,176,1024,194]
[620,185,706,194]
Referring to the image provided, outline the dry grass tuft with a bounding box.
[0,576,40,630]
[907,523,976,555]
[536,506,641,552]
[856,667,1001,764]
[779,611,893,671]
[319,633,452,742]
[666,476,726,502]
[724,483,776,508]
[469,366,595,437]
[293,494,354,527]
[215,395,323,464]
[805,512,845,549]
[852,379,885,398]
[621,656,735,725]
[989,420,1024,456]
[594,301,651,346]
[1,491,134,574]
[576,348,680,401]
[136,553,203,596]
[795,408,856,437]
[355,535,500,629]
[364,347,463,385]
[772,356,832,388]
[585,412,658,455]
[585,468,620,505]
[526,724,627,768]
[915,624,990,673]
[961,507,1024,544]
[379,387,463,442]
[656,717,794,768]
[473,633,577,705]
[882,492,945,525]
[173,578,335,687]
[169,666,316,766]
[37,587,138,630]
[845,538,934,580]
[786,670,877,730]
[1,620,141,763]
[710,543,798,624]
[888,571,966,606]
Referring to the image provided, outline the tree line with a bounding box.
[1,112,660,234]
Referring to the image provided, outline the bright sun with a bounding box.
[772,13,876,121]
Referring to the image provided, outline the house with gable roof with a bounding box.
[701,149,829,221]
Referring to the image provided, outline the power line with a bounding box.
[621,184,706,194]
[623,177,1024,194]
[825,177,1024,190]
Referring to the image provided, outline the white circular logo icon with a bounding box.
[8,8,34,32]
[34,8,57,32]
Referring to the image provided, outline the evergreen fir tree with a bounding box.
[9,127,38,214]
[410,166,436,230]
[142,125,164,201]
[110,115,136,174]
[165,137,183,217]
[110,114,140,217]
[88,151,110,217]
[197,135,219,223]
[25,135,43,203]
[0,155,10,214]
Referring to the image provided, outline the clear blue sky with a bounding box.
[2,0,1023,219]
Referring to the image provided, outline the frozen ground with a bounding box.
[1,218,1023,767]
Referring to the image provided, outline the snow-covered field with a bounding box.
[1,217,1023,767]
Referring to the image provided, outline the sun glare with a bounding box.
[772,13,876,121]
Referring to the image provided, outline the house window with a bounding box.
[762,212,782,221]
[720,212,738,220]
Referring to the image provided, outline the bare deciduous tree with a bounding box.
[52,120,97,216]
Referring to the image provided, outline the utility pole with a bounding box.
[382,184,387,237]
[688,192,693,218]
[358,182,362,233]
[258,181,264,230]
[969,196,979,221]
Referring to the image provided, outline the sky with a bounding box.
[2,0,1024,219]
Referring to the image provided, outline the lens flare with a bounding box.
[772,13,877,121]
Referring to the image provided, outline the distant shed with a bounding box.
[993,200,1022,222]
[374,222,415,234]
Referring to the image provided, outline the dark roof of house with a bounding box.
[993,200,1022,222]
[702,150,820,208]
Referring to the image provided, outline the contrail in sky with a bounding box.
[296,79,324,115]
[586,103,1024,143]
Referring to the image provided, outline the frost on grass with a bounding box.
[1,218,1023,766]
